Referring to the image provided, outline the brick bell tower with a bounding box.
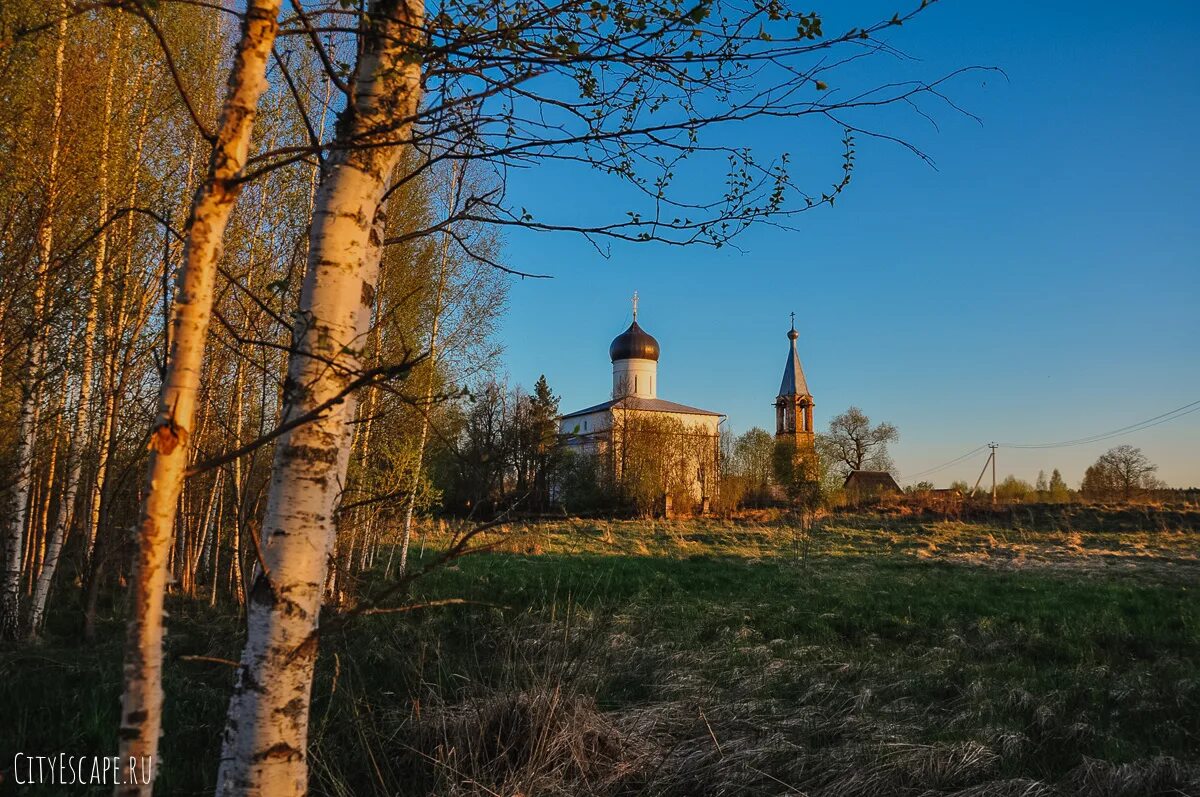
[775,313,814,446]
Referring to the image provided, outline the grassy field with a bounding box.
[3,508,1199,795]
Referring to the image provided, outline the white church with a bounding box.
[558,295,724,509]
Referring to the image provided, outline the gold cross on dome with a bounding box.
[632,291,639,321]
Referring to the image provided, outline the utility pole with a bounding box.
[970,447,992,499]
[989,442,998,503]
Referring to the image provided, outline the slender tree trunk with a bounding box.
[86,61,149,566]
[216,4,424,788]
[224,190,270,608]
[394,165,459,575]
[229,355,249,608]
[28,21,122,633]
[114,4,281,793]
[350,285,386,575]
[192,467,223,592]
[1,8,66,639]
[208,475,226,607]
[31,367,69,592]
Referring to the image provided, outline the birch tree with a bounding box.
[114,2,282,792]
[393,161,461,576]
[25,16,125,637]
[216,0,426,788]
[0,4,66,641]
[207,0,983,790]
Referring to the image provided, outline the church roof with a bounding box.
[843,470,902,494]
[561,396,723,420]
[778,326,810,398]
[609,321,660,362]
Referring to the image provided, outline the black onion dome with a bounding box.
[609,321,660,362]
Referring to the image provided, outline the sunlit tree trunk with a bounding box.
[216,3,424,789]
[393,163,460,576]
[208,470,227,607]
[229,347,250,607]
[31,366,69,588]
[84,61,149,583]
[114,3,281,793]
[27,19,124,636]
[0,7,66,640]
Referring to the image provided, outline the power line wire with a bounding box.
[1000,398,1200,449]
[898,398,1200,482]
[898,444,988,481]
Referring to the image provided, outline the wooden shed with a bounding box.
[844,470,903,499]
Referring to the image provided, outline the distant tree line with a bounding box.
[430,375,562,517]
[921,444,1169,504]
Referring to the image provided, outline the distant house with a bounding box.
[929,488,963,500]
[844,470,902,500]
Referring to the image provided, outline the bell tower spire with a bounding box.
[775,314,814,445]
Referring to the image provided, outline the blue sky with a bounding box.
[491,0,1200,488]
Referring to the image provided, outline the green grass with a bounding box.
[2,514,1198,795]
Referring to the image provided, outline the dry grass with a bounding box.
[412,689,655,796]
[374,657,1200,796]
[4,508,1196,796]
[363,508,1199,796]
[417,510,1200,582]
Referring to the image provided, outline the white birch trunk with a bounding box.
[216,2,424,790]
[0,8,66,640]
[114,4,281,793]
[86,62,150,565]
[394,164,459,575]
[27,19,123,636]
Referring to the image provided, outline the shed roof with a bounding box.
[843,470,902,493]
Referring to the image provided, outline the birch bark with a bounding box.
[27,18,124,636]
[114,3,281,793]
[0,7,66,640]
[216,2,424,791]
[84,62,149,606]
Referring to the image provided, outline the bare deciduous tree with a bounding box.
[817,406,899,477]
[1081,444,1159,501]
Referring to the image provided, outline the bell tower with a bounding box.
[775,313,814,445]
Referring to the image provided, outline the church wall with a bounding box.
[609,408,721,509]
[559,410,613,455]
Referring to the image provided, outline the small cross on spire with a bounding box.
[790,311,795,330]
[632,290,639,321]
